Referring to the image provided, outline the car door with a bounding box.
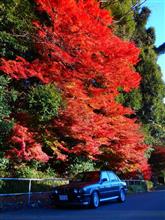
[108,172,120,197]
[99,171,111,199]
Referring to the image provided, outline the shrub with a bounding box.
[27,84,63,122]
[15,164,56,179]
[0,120,13,150]
[128,182,148,193]
[145,180,153,191]
[0,158,9,177]
[67,157,96,178]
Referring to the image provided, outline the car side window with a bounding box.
[108,172,119,182]
[101,171,109,182]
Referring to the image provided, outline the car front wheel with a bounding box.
[90,191,100,208]
[118,189,126,202]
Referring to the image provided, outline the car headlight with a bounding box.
[54,189,58,194]
[73,188,85,194]
[78,188,84,193]
[74,188,78,193]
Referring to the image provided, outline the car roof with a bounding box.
[79,170,115,173]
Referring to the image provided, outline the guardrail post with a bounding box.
[28,180,32,206]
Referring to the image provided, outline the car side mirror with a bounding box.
[101,178,108,183]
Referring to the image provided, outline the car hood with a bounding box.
[56,181,97,189]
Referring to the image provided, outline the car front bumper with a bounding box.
[50,193,91,206]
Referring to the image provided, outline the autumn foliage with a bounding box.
[6,123,49,162]
[0,0,151,178]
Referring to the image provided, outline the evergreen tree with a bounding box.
[0,0,36,59]
[0,76,17,157]
[155,42,165,55]
[133,7,165,146]
[102,0,138,39]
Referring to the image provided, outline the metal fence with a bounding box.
[124,179,148,193]
[124,179,146,186]
[0,177,68,206]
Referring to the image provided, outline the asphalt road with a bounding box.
[1,191,165,220]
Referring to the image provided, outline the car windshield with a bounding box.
[72,171,100,182]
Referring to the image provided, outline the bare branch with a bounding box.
[101,0,148,25]
[113,0,147,24]
[11,32,30,38]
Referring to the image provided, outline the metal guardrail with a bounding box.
[0,177,68,205]
[124,179,146,186]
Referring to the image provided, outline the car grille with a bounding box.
[56,188,81,202]
[58,188,74,194]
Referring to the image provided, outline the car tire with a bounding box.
[90,191,100,208]
[118,189,126,203]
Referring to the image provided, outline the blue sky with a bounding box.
[144,0,165,81]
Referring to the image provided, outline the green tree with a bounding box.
[0,0,35,59]
[0,76,17,156]
[155,42,165,55]
[102,0,138,39]
[27,84,63,123]
[132,7,165,146]
[116,88,142,111]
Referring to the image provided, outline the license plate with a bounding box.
[59,195,68,201]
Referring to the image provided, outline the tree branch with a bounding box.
[101,0,148,25]
[113,0,147,24]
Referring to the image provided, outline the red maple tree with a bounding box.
[6,123,49,162]
[0,0,151,178]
